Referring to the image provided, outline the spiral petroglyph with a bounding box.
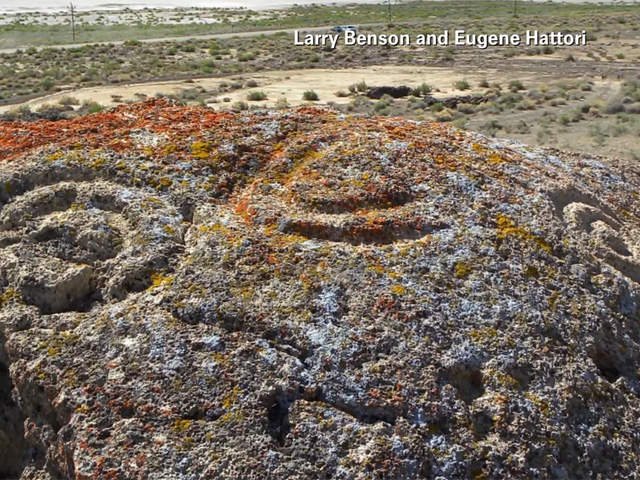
[0,170,185,314]
[232,132,455,246]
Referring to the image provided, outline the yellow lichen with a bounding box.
[172,419,193,433]
[496,214,552,253]
[149,273,174,289]
[367,264,385,275]
[162,143,178,155]
[157,177,173,188]
[454,261,472,279]
[46,151,64,162]
[90,157,106,169]
[222,385,242,410]
[487,152,507,165]
[0,288,21,307]
[191,140,211,160]
[469,327,498,343]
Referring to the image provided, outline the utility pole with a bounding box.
[513,0,517,16]
[387,0,392,25]
[69,2,76,42]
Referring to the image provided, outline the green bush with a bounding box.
[453,79,471,91]
[58,96,80,106]
[82,101,104,114]
[348,81,368,94]
[508,80,526,92]
[412,82,432,97]
[41,78,55,91]
[247,91,267,101]
[303,90,319,101]
[238,52,256,62]
[200,59,215,74]
[232,101,249,111]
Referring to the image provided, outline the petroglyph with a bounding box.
[550,186,640,283]
[0,177,185,313]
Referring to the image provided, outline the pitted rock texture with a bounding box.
[0,99,639,479]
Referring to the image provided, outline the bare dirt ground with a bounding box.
[0,65,527,112]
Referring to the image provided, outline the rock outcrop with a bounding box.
[0,99,639,479]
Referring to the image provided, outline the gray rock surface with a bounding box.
[0,101,639,479]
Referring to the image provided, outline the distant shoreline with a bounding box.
[0,0,384,15]
[0,0,634,16]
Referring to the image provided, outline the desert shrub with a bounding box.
[604,99,625,114]
[58,96,79,106]
[180,88,201,101]
[549,98,567,107]
[303,90,319,101]
[2,105,33,121]
[36,103,72,120]
[454,79,471,91]
[451,117,468,129]
[536,126,554,143]
[512,120,531,134]
[245,79,258,88]
[200,59,215,73]
[348,81,368,94]
[238,52,256,61]
[347,96,372,113]
[509,80,526,92]
[456,103,475,114]
[516,99,536,111]
[41,78,55,91]
[411,82,432,97]
[625,102,640,114]
[435,108,454,122]
[275,97,290,109]
[480,119,503,136]
[232,101,249,111]
[609,123,628,137]
[589,124,607,146]
[247,91,267,101]
[81,101,104,114]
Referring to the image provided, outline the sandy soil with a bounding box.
[0,65,544,113]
